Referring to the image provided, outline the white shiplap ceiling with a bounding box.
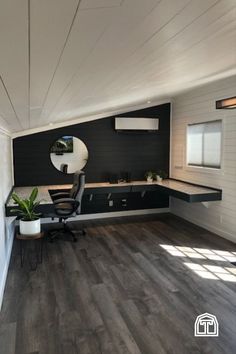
[0,0,236,135]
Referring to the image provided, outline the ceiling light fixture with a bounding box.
[216,96,236,109]
[147,100,151,104]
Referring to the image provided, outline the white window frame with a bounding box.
[185,120,223,174]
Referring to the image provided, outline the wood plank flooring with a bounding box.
[1,213,236,354]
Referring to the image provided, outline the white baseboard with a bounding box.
[39,207,170,224]
[171,210,236,244]
[0,224,14,310]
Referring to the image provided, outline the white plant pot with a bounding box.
[157,176,163,182]
[147,177,153,183]
[19,219,41,235]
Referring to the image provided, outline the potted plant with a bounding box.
[145,171,154,183]
[152,171,157,181]
[11,187,41,235]
[157,170,168,182]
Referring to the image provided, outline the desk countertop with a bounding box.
[6,179,220,207]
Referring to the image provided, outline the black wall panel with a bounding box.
[13,103,170,186]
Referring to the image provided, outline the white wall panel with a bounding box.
[0,132,14,308]
[170,75,236,243]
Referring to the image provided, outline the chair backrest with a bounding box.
[60,163,68,173]
[70,170,85,214]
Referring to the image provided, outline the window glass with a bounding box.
[187,120,222,169]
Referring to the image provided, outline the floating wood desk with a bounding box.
[5,179,222,217]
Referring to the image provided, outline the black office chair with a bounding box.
[48,170,86,242]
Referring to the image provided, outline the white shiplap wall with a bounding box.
[170,75,236,243]
[0,132,14,308]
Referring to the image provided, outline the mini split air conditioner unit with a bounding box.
[115,117,159,132]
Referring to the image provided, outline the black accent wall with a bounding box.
[13,103,170,186]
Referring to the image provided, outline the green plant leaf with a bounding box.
[29,188,38,203]
[10,208,21,214]
[11,193,22,205]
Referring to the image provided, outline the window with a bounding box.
[187,120,222,169]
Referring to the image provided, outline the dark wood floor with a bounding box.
[1,213,236,354]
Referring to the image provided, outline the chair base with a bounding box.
[48,221,86,243]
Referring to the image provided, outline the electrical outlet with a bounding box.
[109,200,113,207]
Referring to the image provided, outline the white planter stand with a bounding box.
[19,219,41,235]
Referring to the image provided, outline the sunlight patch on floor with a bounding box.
[160,245,236,262]
[160,244,236,282]
[184,262,236,282]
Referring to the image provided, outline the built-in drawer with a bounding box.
[84,186,131,195]
[131,184,157,193]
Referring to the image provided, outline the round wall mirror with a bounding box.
[50,136,88,174]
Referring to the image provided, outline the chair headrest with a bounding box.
[73,170,85,183]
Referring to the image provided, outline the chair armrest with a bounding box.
[51,192,70,199]
[53,198,79,205]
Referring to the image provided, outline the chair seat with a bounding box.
[55,202,75,216]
